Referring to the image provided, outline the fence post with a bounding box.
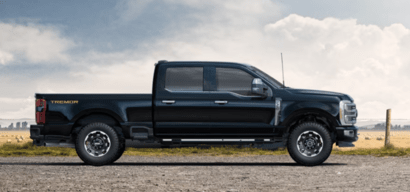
[385,109,391,147]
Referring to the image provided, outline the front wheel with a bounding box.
[75,123,122,166]
[287,122,333,166]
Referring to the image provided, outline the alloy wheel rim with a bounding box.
[84,130,111,157]
[296,130,323,157]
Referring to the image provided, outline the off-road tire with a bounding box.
[75,123,122,166]
[287,122,333,166]
[111,141,126,163]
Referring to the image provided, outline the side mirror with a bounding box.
[251,78,268,98]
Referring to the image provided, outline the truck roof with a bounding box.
[156,60,252,68]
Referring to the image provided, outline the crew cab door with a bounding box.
[153,64,215,137]
[205,66,276,137]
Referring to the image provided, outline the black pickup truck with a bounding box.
[30,60,358,166]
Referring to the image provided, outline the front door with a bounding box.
[206,66,276,137]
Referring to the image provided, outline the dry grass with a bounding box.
[1,142,410,158]
[333,130,410,151]
[123,146,288,157]
[2,130,410,149]
[332,143,410,157]
[0,131,31,145]
[0,142,288,157]
[0,142,77,157]
[1,130,410,157]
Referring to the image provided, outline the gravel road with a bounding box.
[0,155,409,192]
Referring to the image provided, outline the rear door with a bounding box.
[154,64,215,137]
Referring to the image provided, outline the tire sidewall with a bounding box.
[287,123,333,166]
[112,141,126,163]
[76,123,120,166]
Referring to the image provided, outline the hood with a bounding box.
[286,88,345,97]
[282,88,355,102]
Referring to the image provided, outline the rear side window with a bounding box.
[165,67,203,91]
[216,67,254,96]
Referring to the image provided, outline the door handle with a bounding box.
[215,100,228,104]
[162,100,175,104]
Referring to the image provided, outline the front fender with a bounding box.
[280,101,340,124]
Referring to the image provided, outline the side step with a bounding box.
[130,126,156,143]
[133,132,149,139]
[337,141,355,147]
[161,138,286,150]
[253,143,286,150]
[45,142,75,148]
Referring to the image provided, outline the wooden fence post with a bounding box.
[385,109,391,147]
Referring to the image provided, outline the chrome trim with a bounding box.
[296,130,324,157]
[344,130,355,138]
[252,78,263,85]
[45,143,75,148]
[274,97,282,126]
[215,100,228,104]
[339,100,357,125]
[177,139,256,142]
[84,130,111,157]
[165,88,203,93]
[162,100,175,104]
[164,88,262,98]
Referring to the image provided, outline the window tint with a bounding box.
[165,67,203,91]
[216,67,254,95]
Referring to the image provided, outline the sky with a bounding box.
[0,0,410,119]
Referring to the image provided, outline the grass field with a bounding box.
[1,130,410,157]
[0,131,30,145]
[333,130,410,150]
[2,130,409,149]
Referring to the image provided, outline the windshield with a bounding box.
[250,66,283,88]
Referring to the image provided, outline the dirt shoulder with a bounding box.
[1,155,409,192]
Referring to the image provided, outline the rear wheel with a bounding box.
[287,122,333,166]
[75,123,122,166]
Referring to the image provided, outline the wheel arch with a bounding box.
[281,108,339,141]
[70,110,125,138]
[71,108,124,124]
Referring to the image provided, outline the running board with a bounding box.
[161,138,286,150]
[130,126,154,141]
[162,139,273,142]
[45,142,75,148]
[337,141,355,147]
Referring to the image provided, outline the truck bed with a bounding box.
[34,93,153,137]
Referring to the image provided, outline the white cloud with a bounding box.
[111,12,408,119]
[0,22,74,65]
[0,50,13,65]
[0,96,35,119]
[54,5,410,119]
[2,1,410,120]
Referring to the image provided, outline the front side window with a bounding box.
[165,67,203,91]
[216,67,254,96]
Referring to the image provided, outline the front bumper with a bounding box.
[335,126,358,147]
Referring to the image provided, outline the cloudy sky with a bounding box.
[0,0,410,119]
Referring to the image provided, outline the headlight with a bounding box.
[339,100,357,125]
